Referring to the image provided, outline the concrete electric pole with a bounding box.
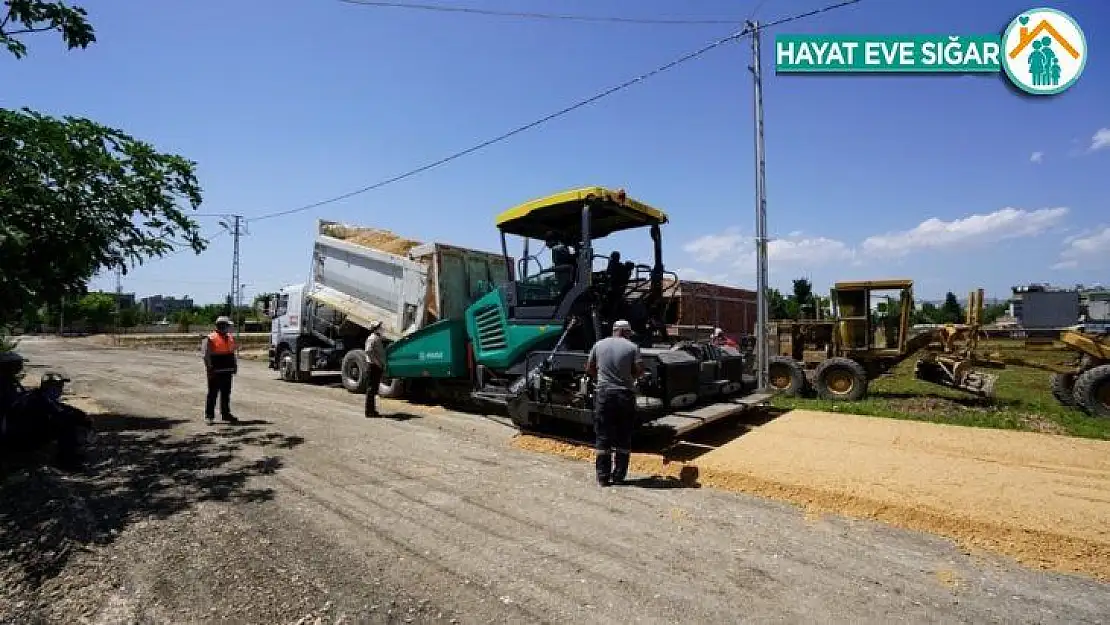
[747,19,771,391]
[114,266,123,337]
[220,215,247,329]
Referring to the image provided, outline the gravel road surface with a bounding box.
[3,337,1108,624]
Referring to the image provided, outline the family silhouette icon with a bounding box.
[1028,37,1062,86]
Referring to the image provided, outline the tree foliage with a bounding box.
[940,292,964,324]
[1,0,95,59]
[0,1,206,327]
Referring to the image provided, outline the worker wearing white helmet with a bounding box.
[201,315,239,425]
[585,319,644,486]
[364,320,387,417]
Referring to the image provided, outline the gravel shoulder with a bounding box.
[3,337,1109,624]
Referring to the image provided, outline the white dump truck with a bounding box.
[267,219,511,395]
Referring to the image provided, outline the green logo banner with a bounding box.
[775,35,1003,73]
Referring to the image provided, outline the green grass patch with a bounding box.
[771,340,1110,440]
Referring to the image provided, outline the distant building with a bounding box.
[666,279,757,337]
[1085,290,1110,321]
[1010,284,1080,328]
[139,294,194,318]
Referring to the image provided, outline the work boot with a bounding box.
[612,452,630,485]
[595,452,612,487]
[220,414,239,424]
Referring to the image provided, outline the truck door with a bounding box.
[272,287,304,346]
[270,292,287,349]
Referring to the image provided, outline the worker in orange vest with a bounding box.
[201,316,240,425]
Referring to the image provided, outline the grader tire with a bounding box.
[1050,372,1076,407]
[1073,364,1110,419]
[813,357,869,402]
[768,356,806,397]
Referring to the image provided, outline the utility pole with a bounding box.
[114,267,123,338]
[220,215,246,331]
[747,19,770,391]
[239,283,249,330]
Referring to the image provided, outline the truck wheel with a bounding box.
[278,348,310,383]
[1050,372,1076,407]
[1073,364,1110,418]
[379,377,405,398]
[767,356,805,396]
[341,350,370,394]
[813,357,869,401]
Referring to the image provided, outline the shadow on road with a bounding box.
[0,412,304,588]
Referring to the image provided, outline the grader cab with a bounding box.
[767,280,998,401]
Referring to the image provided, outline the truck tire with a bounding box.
[341,350,370,394]
[813,357,869,401]
[1073,364,1110,419]
[1050,372,1076,407]
[767,356,806,397]
[277,348,310,383]
[379,377,405,398]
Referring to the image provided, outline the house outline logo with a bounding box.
[1001,7,1087,95]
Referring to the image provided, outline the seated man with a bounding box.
[546,232,576,295]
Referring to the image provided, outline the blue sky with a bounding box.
[4,0,1108,304]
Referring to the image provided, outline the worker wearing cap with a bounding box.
[201,316,239,425]
[364,320,387,417]
[585,319,644,486]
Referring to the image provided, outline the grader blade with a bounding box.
[913,356,998,399]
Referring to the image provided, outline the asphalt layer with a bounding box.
[3,337,1108,624]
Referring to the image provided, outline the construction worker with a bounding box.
[201,316,239,425]
[585,319,643,486]
[712,328,738,348]
[364,320,386,417]
[546,232,576,295]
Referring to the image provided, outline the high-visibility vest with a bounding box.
[207,331,237,372]
[207,331,237,354]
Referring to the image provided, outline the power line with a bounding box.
[338,0,745,25]
[154,228,229,261]
[248,0,862,224]
[249,31,742,222]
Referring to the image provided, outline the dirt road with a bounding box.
[4,338,1109,624]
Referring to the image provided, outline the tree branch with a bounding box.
[4,25,56,35]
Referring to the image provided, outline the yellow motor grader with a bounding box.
[990,329,1110,418]
[767,280,997,401]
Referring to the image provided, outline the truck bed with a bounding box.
[308,220,510,341]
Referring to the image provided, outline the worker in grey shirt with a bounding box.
[585,319,643,486]
[364,321,387,417]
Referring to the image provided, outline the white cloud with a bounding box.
[1030,151,1044,163]
[727,235,858,282]
[682,227,745,263]
[679,206,1076,288]
[1053,226,1110,269]
[766,236,855,264]
[1089,128,1110,152]
[860,207,1069,257]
